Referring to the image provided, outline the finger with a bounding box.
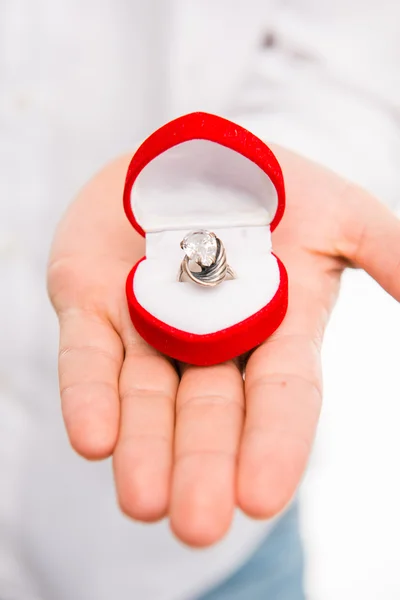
[338,184,400,300]
[58,308,123,460]
[113,335,179,522]
[170,361,244,547]
[238,278,325,519]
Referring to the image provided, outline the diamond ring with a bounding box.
[178,230,235,287]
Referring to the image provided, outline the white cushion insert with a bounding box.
[131,140,278,232]
[133,226,280,335]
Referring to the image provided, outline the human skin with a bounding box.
[47,145,400,547]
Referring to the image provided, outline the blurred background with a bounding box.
[1,1,399,598]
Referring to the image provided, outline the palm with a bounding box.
[48,146,400,547]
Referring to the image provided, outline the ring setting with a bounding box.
[178,230,235,287]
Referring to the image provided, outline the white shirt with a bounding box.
[1,1,399,599]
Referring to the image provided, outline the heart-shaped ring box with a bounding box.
[123,112,288,366]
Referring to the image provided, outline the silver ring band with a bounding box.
[178,230,235,287]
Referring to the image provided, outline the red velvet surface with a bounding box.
[123,112,285,236]
[123,112,288,365]
[126,255,288,366]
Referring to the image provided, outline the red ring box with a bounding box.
[123,112,288,366]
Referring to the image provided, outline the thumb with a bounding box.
[337,184,400,301]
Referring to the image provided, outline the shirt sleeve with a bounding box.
[225,22,400,212]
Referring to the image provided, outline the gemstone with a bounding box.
[181,230,218,267]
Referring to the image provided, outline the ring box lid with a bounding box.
[123,112,285,237]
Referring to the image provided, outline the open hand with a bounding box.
[47,147,400,547]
